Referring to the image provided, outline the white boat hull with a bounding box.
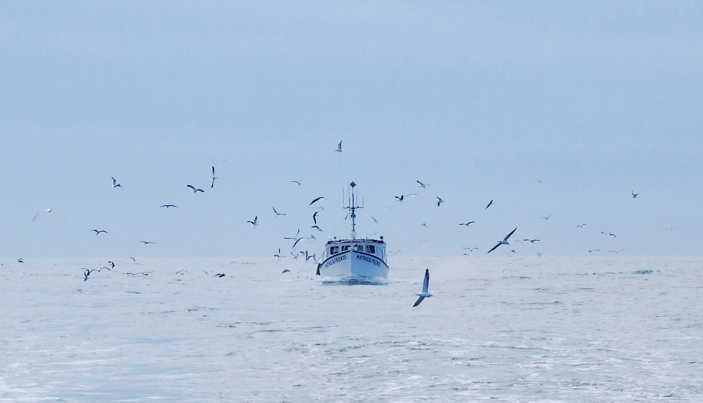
[317,251,389,280]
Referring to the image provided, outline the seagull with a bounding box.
[395,195,404,202]
[600,231,617,238]
[631,191,639,198]
[370,216,379,223]
[523,239,541,243]
[576,223,587,228]
[335,141,343,153]
[310,197,327,206]
[92,229,108,236]
[284,229,300,240]
[487,227,518,254]
[413,269,432,307]
[107,261,115,269]
[292,237,304,249]
[421,223,428,228]
[291,180,302,186]
[609,249,625,254]
[273,207,286,217]
[83,266,111,281]
[160,204,178,208]
[215,273,225,278]
[187,185,204,193]
[436,197,444,207]
[587,249,600,253]
[485,199,494,209]
[111,177,121,188]
[211,166,218,188]
[417,180,430,189]
[312,211,319,224]
[247,216,258,228]
[128,256,137,262]
[139,241,156,245]
[17,258,23,263]
[540,215,552,220]
[311,225,322,232]
[32,208,52,222]
[459,221,475,226]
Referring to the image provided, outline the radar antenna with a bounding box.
[344,182,363,239]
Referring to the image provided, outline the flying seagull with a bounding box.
[83,266,111,281]
[631,191,640,198]
[92,229,108,236]
[413,269,432,307]
[540,215,552,220]
[32,208,52,222]
[485,199,494,209]
[160,204,178,208]
[291,237,304,249]
[576,223,587,228]
[312,211,320,224]
[284,229,300,240]
[370,216,378,223]
[417,180,430,189]
[487,227,518,254]
[523,238,540,243]
[311,225,322,232]
[273,207,286,217]
[459,221,475,226]
[395,195,404,202]
[291,180,302,186]
[211,166,218,188]
[600,231,617,238]
[247,216,258,228]
[187,185,204,193]
[111,177,121,188]
[436,197,444,207]
[310,196,327,206]
[335,141,343,153]
[139,241,156,245]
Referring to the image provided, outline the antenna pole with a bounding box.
[344,182,362,239]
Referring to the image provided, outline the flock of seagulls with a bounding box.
[24,140,647,308]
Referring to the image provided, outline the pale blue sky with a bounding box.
[1,1,702,258]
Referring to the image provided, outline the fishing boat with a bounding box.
[316,182,389,282]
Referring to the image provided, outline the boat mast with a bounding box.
[344,182,363,239]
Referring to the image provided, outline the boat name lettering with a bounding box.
[356,254,381,267]
[324,254,347,267]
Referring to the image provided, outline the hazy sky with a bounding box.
[2,1,702,258]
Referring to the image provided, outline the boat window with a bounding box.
[353,244,363,252]
[341,245,350,252]
[330,246,339,255]
[366,245,376,254]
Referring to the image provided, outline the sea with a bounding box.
[1,256,701,402]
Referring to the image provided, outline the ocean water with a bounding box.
[1,256,701,402]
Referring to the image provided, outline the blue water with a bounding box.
[1,256,701,402]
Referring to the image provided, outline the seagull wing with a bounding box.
[187,185,196,191]
[313,211,318,224]
[487,242,501,254]
[485,200,493,209]
[292,237,303,249]
[310,197,326,205]
[413,296,425,307]
[503,227,518,242]
[422,269,430,293]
